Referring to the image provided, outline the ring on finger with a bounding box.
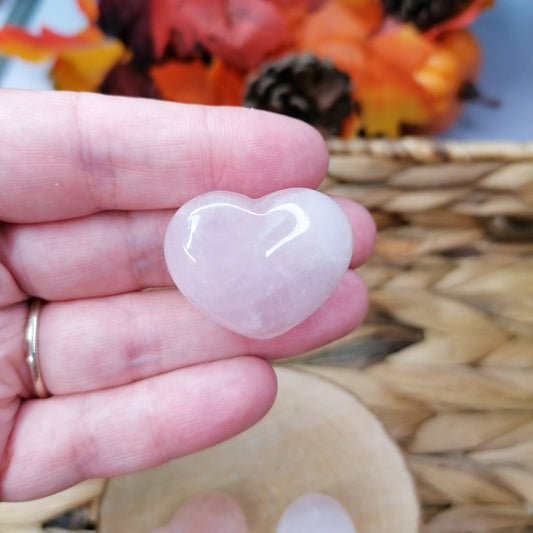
[25,297,49,398]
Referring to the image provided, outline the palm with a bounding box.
[0,90,374,501]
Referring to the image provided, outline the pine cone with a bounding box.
[381,0,475,31]
[243,54,354,136]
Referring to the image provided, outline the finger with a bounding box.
[3,209,172,302]
[0,90,329,223]
[3,199,374,301]
[1,357,276,501]
[20,271,366,395]
[333,196,376,267]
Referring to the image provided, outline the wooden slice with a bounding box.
[99,366,419,533]
[0,479,104,531]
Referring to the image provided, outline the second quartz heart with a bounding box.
[164,188,353,339]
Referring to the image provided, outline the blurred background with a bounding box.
[0,0,531,140]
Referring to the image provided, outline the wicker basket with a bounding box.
[307,138,533,533]
[1,138,532,533]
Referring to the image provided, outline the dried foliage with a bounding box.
[0,0,493,137]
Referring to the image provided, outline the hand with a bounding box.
[0,90,375,501]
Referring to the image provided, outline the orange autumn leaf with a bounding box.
[150,59,245,106]
[412,29,482,134]
[371,25,436,73]
[362,28,480,136]
[294,1,485,137]
[358,84,430,137]
[296,1,370,49]
[295,6,434,136]
[0,0,490,137]
[149,0,292,70]
[0,0,126,93]
[209,61,246,106]
[340,111,362,138]
[437,29,481,79]
[414,30,480,123]
[264,0,330,40]
[51,39,126,91]
[356,67,433,137]
[372,26,463,114]
[0,25,102,62]
[338,0,384,36]
[76,0,99,23]
[150,61,214,104]
[413,51,462,107]
[0,0,102,62]
[304,39,432,136]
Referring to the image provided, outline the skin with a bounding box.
[0,90,376,502]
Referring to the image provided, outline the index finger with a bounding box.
[0,90,329,223]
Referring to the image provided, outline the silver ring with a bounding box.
[25,298,49,398]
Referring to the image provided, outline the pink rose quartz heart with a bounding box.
[152,492,247,533]
[164,188,352,339]
[276,493,358,533]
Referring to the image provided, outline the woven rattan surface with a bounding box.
[2,139,532,532]
[306,139,533,532]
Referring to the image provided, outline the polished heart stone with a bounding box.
[276,493,358,533]
[164,188,352,339]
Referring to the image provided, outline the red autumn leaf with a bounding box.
[149,0,292,70]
